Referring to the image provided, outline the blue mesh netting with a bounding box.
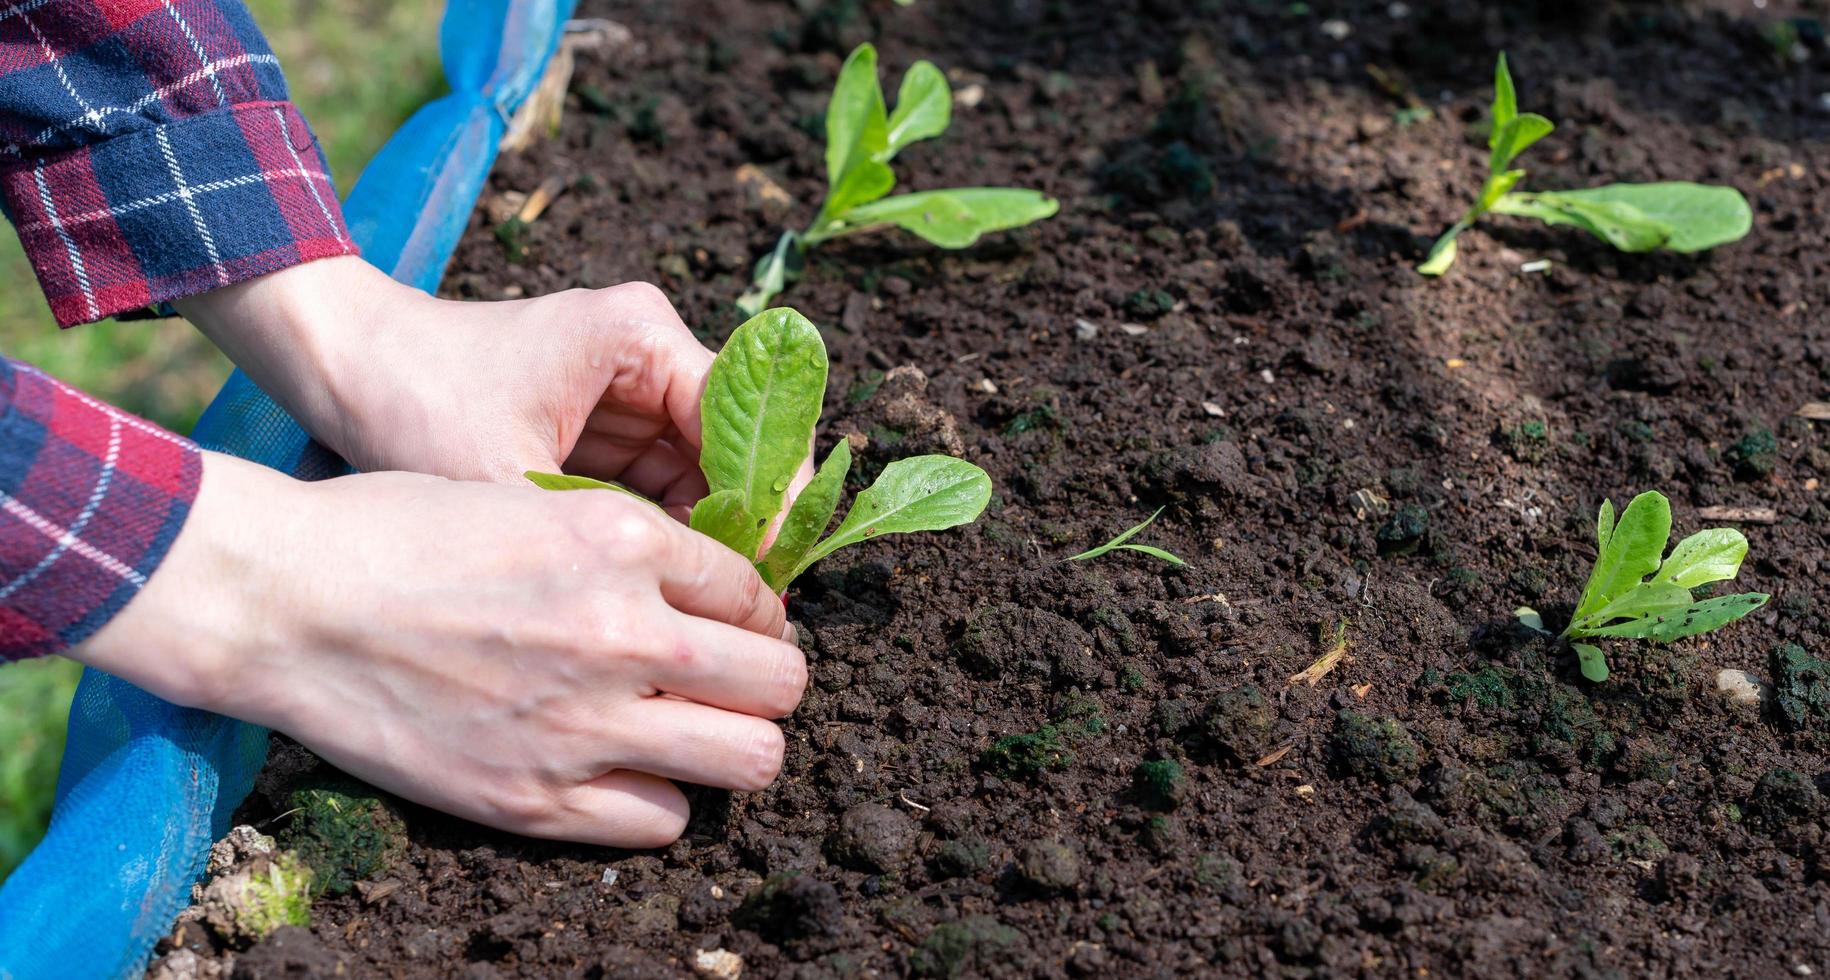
[0,2,574,975]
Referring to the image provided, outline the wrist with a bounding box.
[175,256,411,464]
[69,451,310,717]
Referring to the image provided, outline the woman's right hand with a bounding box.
[73,451,807,848]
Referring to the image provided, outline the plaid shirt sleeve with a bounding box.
[0,355,199,660]
[0,0,357,326]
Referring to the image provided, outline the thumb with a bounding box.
[579,282,715,450]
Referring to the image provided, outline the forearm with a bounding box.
[173,255,405,466]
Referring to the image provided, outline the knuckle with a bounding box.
[600,504,668,558]
[731,567,767,626]
[735,723,787,791]
[607,280,671,313]
[661,637,704,677]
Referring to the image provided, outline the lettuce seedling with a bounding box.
[737,44,1059,314]
[528,308,991,591]
[1067,507,1185,566]
[1419,54,1751,275]
[1543,491,1768,682]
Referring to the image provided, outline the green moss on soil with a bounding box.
[911,916,1020,978]
[982,726,1069,778]
[1725,428,1777,480]
[279,781,407,896]
[1133,759,1185,810]
[1771,644,1830,735]
[1123,287,1176,319]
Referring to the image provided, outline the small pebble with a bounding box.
[1073,318,1099,340]
[693,948,744,979]
[1321,18,1351,39]
[601,868,620,886]
[1715,668,1771,707]
[1119,322,1149,336]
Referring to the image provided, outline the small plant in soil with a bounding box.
[737,43,1060,314]
[528,308,991,591]
[1419,54,1751,276]
[1066,507,1185,565]
[1522,490,1769,682]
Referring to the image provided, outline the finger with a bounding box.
[606,698,787,792]
[618,440,711,509]
[565,432,708,506]
[546,770,689,848]
[588,282,714,451]
[658,523,788,640]
[643,613,807,718]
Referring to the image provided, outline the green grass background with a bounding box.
[0,0,445,883]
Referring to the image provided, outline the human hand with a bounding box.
[73,452,808,847]
[176,256,729,518]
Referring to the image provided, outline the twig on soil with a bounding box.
[898,790,930,814]
[1697,505,1779,524]
[515,175,568,225]
[1254,743,1295,767]
[1288,622,1350,688]
[256,806,305,830]
[1794,402,1830,420]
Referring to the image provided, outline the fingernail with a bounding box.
[781,622,799,646]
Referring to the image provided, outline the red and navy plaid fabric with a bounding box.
[0,0,357,325]
[0,356,199,660]
[0,0,355,658]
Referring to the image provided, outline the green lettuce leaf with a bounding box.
[823,43,895,218]
[1583,593,1770,643]
[699,309,827,530]
[1572,642,1609,683]
[1652,527,1749,590]
[1502,182,1751,252]
[759,440,852,591]
[787,455,991,582]
[690,488,766,560]
[1571,491,1671,626]
[824,187,1059,248]
[885,60,950,157]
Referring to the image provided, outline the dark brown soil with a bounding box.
[170,0,1830,976]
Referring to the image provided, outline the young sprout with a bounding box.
[737,43,1059,314]
[1527,491,1769,682]
[530,308,991,592]
[1420,54,1751,276]
[1067,507,1185,566]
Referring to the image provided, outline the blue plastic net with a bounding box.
[0,2,574,975]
